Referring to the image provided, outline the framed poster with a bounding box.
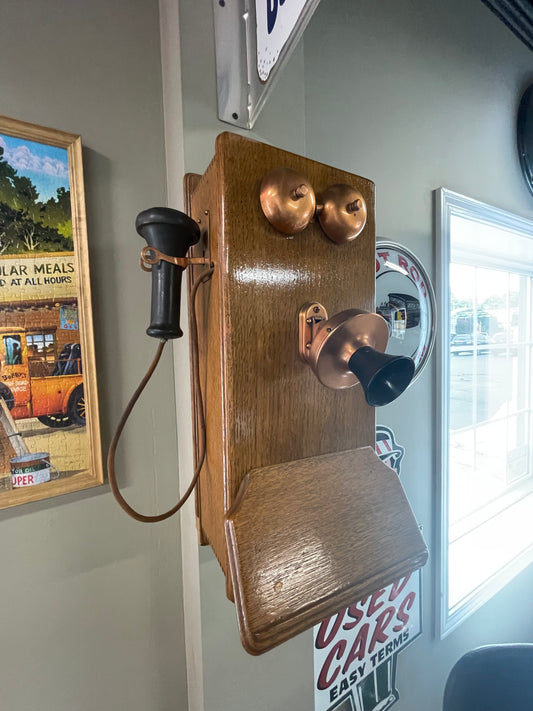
[0,115,102,509]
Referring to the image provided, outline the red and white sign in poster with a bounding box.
[313,572,421,711]
[313,426,422,711]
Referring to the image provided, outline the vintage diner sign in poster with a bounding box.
[0,126,92,504]
[313,427,422,711]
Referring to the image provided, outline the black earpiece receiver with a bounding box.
[136,207,201,339]
[108,207,211,524]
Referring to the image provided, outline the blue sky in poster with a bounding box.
[0,133,70,202]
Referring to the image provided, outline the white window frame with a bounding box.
[436,188,533,637]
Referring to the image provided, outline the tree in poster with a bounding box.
[0,145,73,255]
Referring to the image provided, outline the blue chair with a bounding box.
[443,644,533,710]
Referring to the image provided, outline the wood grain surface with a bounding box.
[186,133,427,652]
[225,447,428,654]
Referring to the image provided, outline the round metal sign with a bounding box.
[517,83,533,197]
[375,241,436,383]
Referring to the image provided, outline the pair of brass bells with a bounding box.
[260,167,367,244]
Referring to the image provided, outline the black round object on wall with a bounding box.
[517,84,533,196]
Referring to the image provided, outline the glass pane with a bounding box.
[509,273,524,345]
[440,191,533,635]
[31,334,44,353]
[450,420,508,525]
[508,345,529,416]
[449,353,474,430]
[450,263,475,350]
[448,265,532,523]
[26,331,56,361]
[43,333,56,361]
[475,267,507,339]
[449,429,475,524]
[449,492,533,610]
[507,413,531,486]
[475,350,510,425]
[474,420,508,499]
[2,335,22,365]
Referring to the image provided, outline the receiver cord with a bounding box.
[107,266,214,523]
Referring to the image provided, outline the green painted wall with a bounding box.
[179,0,533,709]
[0,1,188,709]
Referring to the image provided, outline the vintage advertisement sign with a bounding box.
[313,427,422,711]
[375,426,405,475]
[0,116,102,509]
[214,0,321,128]
[60,305,79,330]
[314,573,421,711]
[375,242,436,383]
[0,254,77,302]
[256,0,309,81]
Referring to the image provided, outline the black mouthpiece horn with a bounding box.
[348,346,415,407]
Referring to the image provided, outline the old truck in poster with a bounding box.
[0,327,85,428]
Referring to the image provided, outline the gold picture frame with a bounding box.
[0,115,102,508]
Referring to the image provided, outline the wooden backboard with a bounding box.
[186,133,427,653]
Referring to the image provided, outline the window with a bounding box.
[26,331,56,362]
[436,189,533,636]
[3,335,22,365]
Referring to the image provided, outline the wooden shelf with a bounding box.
[225,446,428,654]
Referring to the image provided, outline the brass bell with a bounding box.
[260,167,316,235]
[316,184,367,244]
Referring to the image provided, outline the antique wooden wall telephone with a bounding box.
[108,133,427,654]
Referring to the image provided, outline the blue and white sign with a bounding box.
[256,0,308,81]
[60,305,78,330]
[213,0,321,128]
